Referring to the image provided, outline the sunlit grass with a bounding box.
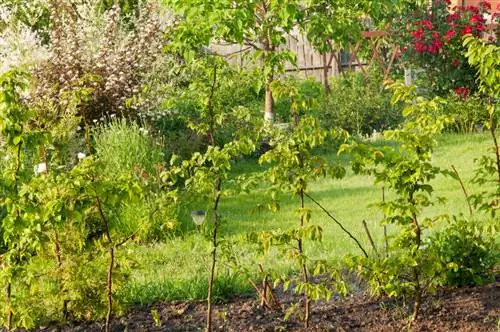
[118,132,495,305]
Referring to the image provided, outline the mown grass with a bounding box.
[117,132,495,306]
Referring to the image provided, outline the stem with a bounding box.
[488,112,500,185]
[451,165,473,217]
[322,53,330,94]
[362,220,378,256]
[96,197,113,332]
[382,187,389,255]
[411,280,422,322]
[409,190,422,322]
[106,247,114,332]
[206,179,221,332]
[298,186,310,329]
[304,192,369,258]
[5,282,12,332]
[207,64,217,146]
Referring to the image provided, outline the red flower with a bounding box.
[423,20,433,29]
[476,24,484,32]
[412,28,424,40]
[455,87,469,98]
[479,1,491,10]
[432,31,441,39]
[461,25,473,35]
[433,38,443,50]
[465,5,479,14]
[447,12,460,22]
[445,29,456,41]
[415,41,427,53]
[452,58,460,67]
[470,14,485,23]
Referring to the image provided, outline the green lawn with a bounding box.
[117,132,496,306]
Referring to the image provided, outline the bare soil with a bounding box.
[40,278,500,332]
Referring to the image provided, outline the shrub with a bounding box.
[94,119,165,175]
[431,217,498,286]
[440,94,490,133]
[31,0,165,123]
[94,119,180,241]
[321,71,402,136]
[273,77,324,122]
[394,0,497,96]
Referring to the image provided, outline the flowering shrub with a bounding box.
[395,0,498,95]
[32,0,165,123]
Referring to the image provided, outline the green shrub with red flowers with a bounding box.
[394,0,498,96]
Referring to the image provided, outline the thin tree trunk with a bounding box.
[206,180,222,332]
[298,186,310,328]
[322,53,330,93]
[264,80,274,123]
[106,247,114,332]
[5,282,12,332]
[96,197,114,332]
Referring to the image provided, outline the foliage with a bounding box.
[0,3,49,74]
[431,216,498,286]
[147,62,263,157]
[463,35,500,216]
[439,94,490,133]
[394,0,497,95]
[342,83,453,321]
[166,0,301,120]
[321,71,402,136]
[250,78,348,327]
[94,119,165,175]
[32,0,165,124]
[273,77,324,123]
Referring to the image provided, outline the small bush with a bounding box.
[321,72,402,136]
[440,95,489,133]
[94,119,180,241]
[431,217,498,287]
[94,119,165,175]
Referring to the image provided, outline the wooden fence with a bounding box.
[212,23,498,85]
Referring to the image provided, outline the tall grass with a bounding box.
[93,119,165,175]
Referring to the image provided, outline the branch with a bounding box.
[450,165,473,217]
[304,192,368,258]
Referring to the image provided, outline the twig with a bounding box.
[382,187,389,255]
[304,192,368,258]
[362,220,378,256]
[450,165,473,217]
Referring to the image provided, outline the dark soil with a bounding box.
[40,280,499,331]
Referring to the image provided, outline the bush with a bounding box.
[394,0,496,96]
[274,77,324,122]
[431,217,498,286]
[321,71,402,136]
[94,119,165,175]
[440,95,490,133]
[94,119,180,241]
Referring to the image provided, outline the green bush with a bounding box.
[94,119,165,175]
[274,77,324,122]
[440,95,490,134]
[321,71,402,136]
[93,119,180,241]
[431,217,498,287]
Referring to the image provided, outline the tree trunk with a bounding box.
[264,80,274,123]
[322,53,330,94]
[5,282,12,331]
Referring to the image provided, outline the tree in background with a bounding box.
[167,0,302,122]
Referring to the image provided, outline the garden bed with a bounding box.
[41,277,499,331]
